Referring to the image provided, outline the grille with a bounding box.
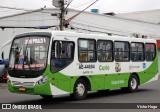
[12,81,35,87]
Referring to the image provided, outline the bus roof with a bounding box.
[15,30,156,43]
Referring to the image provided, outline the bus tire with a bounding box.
[70,79,88,100]
[128,75,139,93]
[40,95,53,99]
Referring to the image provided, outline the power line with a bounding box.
[0,5,54,16]
[64,0,73,11]
[71,0,89,6]
[0,25,59,30]
[69,21,130,36]
[69,25,127,36]
[42,0,52,2]
[0,5,31,11]
[65,15,124,31]
[71,0,97,9]
[0,9,25,14]
[0,18,59,22]
[64,0,99,25]
[0,10,23,13]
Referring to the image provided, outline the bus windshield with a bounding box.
[8,36,50,78]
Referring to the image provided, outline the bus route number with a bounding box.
[79,64,95,69]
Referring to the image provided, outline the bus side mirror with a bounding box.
[1,51,4,60]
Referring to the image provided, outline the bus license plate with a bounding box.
[19,87,26,92]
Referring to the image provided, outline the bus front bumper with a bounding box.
[7,82,52,95]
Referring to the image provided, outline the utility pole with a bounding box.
[59,0,64,31]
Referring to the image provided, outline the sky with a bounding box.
[0,0,160,17]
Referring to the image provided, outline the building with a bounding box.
[117,9,160,24]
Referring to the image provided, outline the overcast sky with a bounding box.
[0,0,160,17]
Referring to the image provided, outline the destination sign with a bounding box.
[25,38,46,44]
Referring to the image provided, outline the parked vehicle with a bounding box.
[0,59,9,83]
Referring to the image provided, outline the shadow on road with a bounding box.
[87,88,150,99]
[8,88,154,105]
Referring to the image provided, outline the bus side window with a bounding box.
[51,41,75,73]
[115,52,119,60]
[97,40,113,62]
[114,42,130,62]
[79,53,87,62]
[78,39,96,62]
[145,43,156,61]
[131,42,144,61]
[131,53,135,60]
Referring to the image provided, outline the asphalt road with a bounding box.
[0,80,160,111]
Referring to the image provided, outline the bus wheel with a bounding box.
[128,75,138,93]
[40,95,53,99]
[70,79,88,100]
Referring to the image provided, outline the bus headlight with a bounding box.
[36,76,48,85]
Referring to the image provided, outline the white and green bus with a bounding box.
[7,31,158,100]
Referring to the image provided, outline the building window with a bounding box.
[115,41,130,61]
[78,39,96,62]
[131,43,144,61]
[97,40,113,62]
[145,43,156,61]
